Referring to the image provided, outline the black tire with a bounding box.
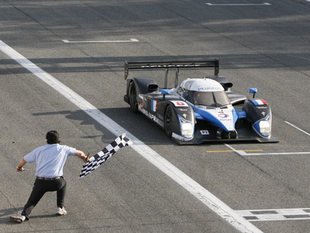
[129,82,138,112]
[164,105,174,138]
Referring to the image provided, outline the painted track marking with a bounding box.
[207,149,263,153]
[224,144,310,156]
[62,38,139,43]
[206,2,271,6]
[285,121,310,137]
[0,40,263,233]
[225,120,310,156]
[236,208,310,221]
[238,151,310,156]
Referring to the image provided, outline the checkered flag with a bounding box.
[80,133,133,178]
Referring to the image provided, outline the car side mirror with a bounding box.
[160,89,170,95]
[223,82,233,91]
[248,88,258,98]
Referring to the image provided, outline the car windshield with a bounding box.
[187,91,230,107]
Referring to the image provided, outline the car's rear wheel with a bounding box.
[129,82,138,112]
[164,105,174,138]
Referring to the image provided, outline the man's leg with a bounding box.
[21,179,47,218]
[55,178,67,216]
[56,178,66,208]
[10,179,46,222]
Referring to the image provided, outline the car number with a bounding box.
[200,130,209,135]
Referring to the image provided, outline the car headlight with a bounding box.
[181,122,194,138]
[258,120,271,137]
[178,116,194,138]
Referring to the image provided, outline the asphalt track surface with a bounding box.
[0,0,309,233]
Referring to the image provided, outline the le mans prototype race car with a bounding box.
[124,59,277,144]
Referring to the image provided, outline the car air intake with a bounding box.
[148,84,159,92]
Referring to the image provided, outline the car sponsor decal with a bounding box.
[140,108,164,127]
[218,113,229,118]
[171,100,188,107]
[196,86,222,91]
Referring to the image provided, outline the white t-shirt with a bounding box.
[24,144,77,178]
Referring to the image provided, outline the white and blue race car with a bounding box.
[124,59,277,144]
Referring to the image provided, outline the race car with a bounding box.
[124,59,277,144]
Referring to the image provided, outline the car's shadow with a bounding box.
[102,107,175,145]
[33,107,175,146]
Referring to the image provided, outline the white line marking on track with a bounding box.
[239,151,310,156]
[285,121,310,137]
[206,2,271,6]
[224,144,310,156]
[236,208,310,221]
[0,40,264,233]
[207,149,263,153]
[225,144,247,156]
[62,38,139,43]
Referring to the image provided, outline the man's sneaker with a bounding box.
[56,207,67,216]
[10,214,26,223]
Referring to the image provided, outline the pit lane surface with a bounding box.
[0,1,309,233]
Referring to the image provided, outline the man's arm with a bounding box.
[74,150,90,162]
[16,159,27,172]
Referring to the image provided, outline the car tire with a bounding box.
[164,105,174,138]
[129,82,138,113]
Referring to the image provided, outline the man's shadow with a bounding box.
[0,207,21,225]
[0,207,59,225]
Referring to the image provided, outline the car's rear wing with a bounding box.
[124,59,219,88]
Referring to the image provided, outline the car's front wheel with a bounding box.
[129,82,138,113]
[164,105,174,138]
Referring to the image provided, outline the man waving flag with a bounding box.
[80,134,133,178]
